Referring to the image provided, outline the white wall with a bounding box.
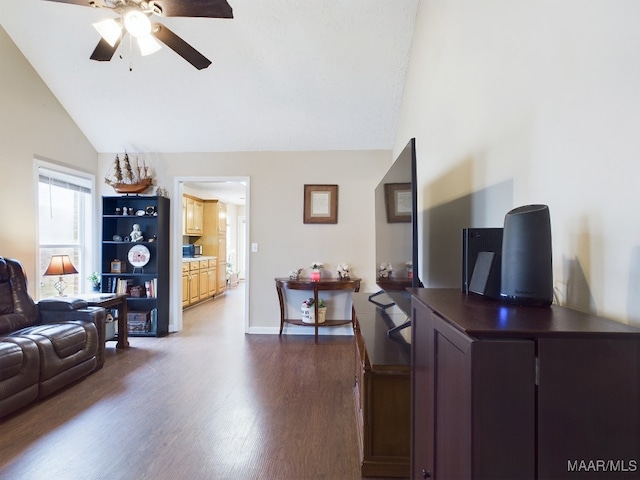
[396,0,640,324]
[0,26,97,289]
[98,151,390,332]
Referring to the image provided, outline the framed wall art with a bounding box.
[384,183,412,223]
[304,184,338,224]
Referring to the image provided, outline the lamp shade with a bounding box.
[93,18,123,47]
[44,255,78,276]
[137,35,162,56]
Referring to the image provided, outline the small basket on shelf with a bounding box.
[301,297,327,324]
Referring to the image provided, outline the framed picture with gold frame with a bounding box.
[304,184,338,224]
[110,259,125,273]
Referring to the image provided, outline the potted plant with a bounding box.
[310,261,324,281]
[88,272,101,292]
[301,297,327,324]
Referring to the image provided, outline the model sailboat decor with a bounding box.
[105,153,153,194]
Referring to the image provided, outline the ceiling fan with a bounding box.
[43,0,233,69]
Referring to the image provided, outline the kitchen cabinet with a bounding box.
[182,263,189,308]
[207,259,217,297]
[182,258,217,308]
[202,200,227,295]
[184,195,203,235]
[198,259,210,301]
[188,261,200,304]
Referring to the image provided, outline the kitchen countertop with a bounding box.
[182,256,217,262]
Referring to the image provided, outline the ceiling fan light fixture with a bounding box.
[123,9,152,38]
[137,35,162,56]
[93,18,122,47]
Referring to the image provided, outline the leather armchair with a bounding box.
[0,336,39,417]
[0,257,105,418]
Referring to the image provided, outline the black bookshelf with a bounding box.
[101,195,170,337]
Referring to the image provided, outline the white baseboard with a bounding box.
[247,325,354,336]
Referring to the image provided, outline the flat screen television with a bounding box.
[371,138,422,336]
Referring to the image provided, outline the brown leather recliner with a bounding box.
[0,257,105,418]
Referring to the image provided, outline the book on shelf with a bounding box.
[144,278,158,298]
[112,278,133,295]
[150,308,158,332]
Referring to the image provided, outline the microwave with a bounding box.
[183,244,203,257]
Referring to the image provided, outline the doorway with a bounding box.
[172,177,250,333]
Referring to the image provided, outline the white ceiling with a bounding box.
[184,180,247,205]
[1,0,418,153]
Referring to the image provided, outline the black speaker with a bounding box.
[500,204,552,306]
[469,251,502,299]
[461,228,503,293]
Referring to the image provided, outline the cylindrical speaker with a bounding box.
[500,204,552,306]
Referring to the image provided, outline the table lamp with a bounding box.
[44,254,78,296]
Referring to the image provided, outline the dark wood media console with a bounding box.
[352,293,411,478]
[410,288,640,480]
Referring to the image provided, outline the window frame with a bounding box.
[35,159,97,299]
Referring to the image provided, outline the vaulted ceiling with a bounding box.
[1,0,418,153]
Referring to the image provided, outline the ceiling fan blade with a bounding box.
[41,0,233,18]
[150,0,233,19]
[90,37,122,61]
[42,0,107,7]
[152,23,212,70]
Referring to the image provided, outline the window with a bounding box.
[37,163,95,299]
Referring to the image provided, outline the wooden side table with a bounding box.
[275,277,361,342]
[75,293,129,349]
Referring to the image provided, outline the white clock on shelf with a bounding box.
[128,244,150,270]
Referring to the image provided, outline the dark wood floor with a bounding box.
[0,286,390,479]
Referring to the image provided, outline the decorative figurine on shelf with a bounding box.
[378,262,393,278]
[130,224,144,242]
[336,263,350,279]
[289,268,303,280]
[105,152,154,194]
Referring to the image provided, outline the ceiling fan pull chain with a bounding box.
[129,34,134,71]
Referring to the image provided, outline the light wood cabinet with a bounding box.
[199,260,210,300]
[202,200,227,295]
[184,195,204,235]
[207,259,217,297]
[188,261,200,304]
[182,258,217,308]
[217,232,226,294]
[182,263,190,308]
